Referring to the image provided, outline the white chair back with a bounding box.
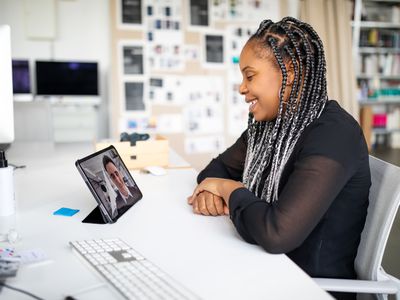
[355,156,400,281]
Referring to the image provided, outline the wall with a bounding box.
[0,0,300,170]
[0,0,111,139]
[109,0,285,170]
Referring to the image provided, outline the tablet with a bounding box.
[75,145,143,223]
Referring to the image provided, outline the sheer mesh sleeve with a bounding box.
[197,130,247,183]
[229,155,358,254]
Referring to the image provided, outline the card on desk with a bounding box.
[53,207,80,217]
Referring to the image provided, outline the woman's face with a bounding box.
[239,42,288,122]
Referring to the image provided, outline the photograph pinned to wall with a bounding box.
[123,80,146,111]
[144,0,182,26]
[227,0,280,23]
[183,76,224,105]
[227,25,257,70]
[203,32,225,68]
[145,0,184,71]
[118,114,155,134]
[147,43,184,71]
[183,105,224,135]
[120,42,145,75]
[184,135,225,154]
[227,75,249,136]
[210,0,228,22]
[226,25,257,136]
[117,0,145,29]
[228,82,249,135]
[155,114,184,134]
[189,0,209,28]
[149,76,185,105]
[184,44,200,61]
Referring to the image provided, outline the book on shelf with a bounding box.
[369,88,400,99]
[362,2,400,24]
[357,83,400,102]
[359,29,400,48]
[373,113,387,128]
[371,108,400,130]
[360,54,400,76]
[390,133,400,148]
[387,107,400,130]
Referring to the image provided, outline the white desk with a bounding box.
[1,143,332,300]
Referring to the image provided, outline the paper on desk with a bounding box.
[16,248,49,265]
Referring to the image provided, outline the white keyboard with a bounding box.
[70,238,200,300]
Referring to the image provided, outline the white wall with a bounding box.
[0,0,111,139]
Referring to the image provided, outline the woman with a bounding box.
[188,17,370,300]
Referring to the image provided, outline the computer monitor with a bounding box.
[12,59,32,101]
[35,61,99,96]
[0,25,15,150]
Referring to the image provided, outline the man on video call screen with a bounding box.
[80,148,141,219]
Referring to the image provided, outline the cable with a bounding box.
[0,281,44,300]
[9,163,26,169]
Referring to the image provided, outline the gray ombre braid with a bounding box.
[242,17,328,202]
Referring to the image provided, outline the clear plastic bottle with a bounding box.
[0,150,18,243]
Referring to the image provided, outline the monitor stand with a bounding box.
[0,144,10,151]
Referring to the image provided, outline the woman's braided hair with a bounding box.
[242,17,328,202]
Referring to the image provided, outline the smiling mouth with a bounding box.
[247,99,258,112]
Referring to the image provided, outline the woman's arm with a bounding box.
[188,130,247,216]
[197,130,247,183]
[228,155,357,253]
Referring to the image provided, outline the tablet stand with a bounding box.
[82,206,107,224]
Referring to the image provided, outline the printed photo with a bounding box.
[190,0,209,26]
[125,81,145,111]
[205,34,224,63]
[123,45,144,75]
[121,0,142,25]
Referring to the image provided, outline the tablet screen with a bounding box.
[76,146,142,223]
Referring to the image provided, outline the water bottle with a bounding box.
[0,150,18,243]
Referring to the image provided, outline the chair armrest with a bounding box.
[313,278,399,294]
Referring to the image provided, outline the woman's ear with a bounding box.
[286,61,295,86]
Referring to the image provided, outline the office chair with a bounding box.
[314,156,400,300]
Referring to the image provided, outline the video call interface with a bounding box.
[79,148,141,219]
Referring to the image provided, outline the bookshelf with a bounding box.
[353,0,400,149]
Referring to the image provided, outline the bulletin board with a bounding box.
[109,0,280,169]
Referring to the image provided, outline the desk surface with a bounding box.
[1,142,332,300]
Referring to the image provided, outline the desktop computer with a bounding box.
[0,25,15,150]
[12,59,32,102]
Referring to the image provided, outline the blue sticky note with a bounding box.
[53,207,79,217]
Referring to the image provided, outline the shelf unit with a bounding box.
[351,20,400,28]
[353,0,400,149]
[358,47,400,53]
[373,127,400,133]
[359,98,400,105]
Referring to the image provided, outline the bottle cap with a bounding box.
[0,150,8,168]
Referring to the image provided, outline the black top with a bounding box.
[197,100,371,279]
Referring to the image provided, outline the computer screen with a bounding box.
[0,25,15,149]
[12,59,31,94]
[36,61,99,96]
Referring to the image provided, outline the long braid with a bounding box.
[266,43,301,200]
[264,36,289,201]
[242,17,328,202]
